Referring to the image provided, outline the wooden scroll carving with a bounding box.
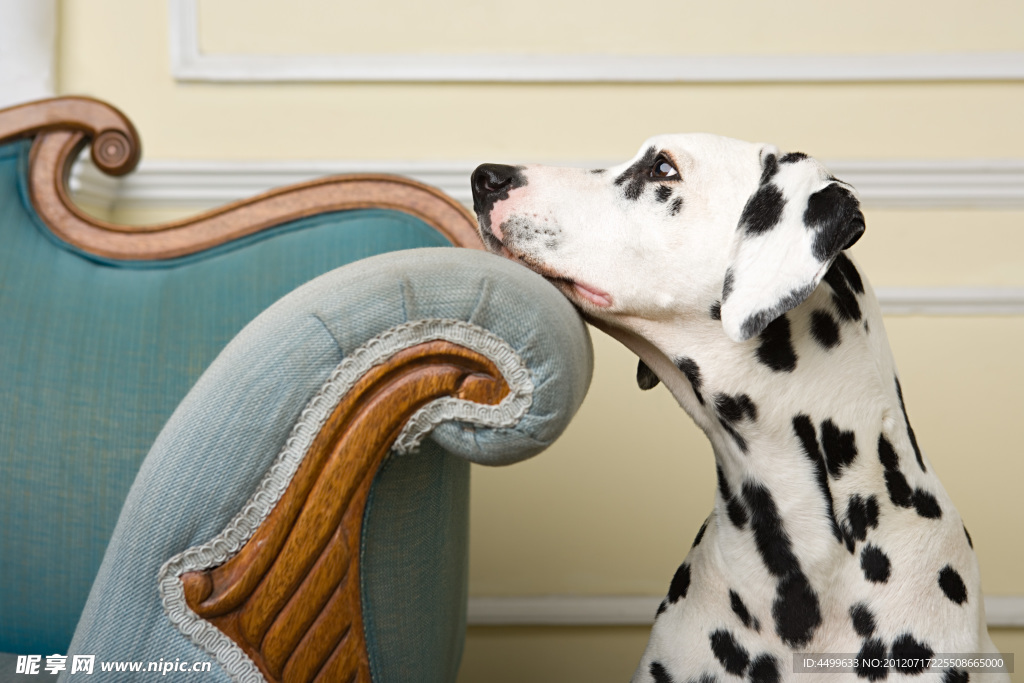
[178,341,509,683]
[0,97,482,259]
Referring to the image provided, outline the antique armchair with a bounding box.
[0,98,593,682]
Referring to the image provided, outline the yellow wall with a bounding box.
[58,1,1024,161]
[55,1,1023,680]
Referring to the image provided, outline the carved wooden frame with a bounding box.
[0,96,482,259]
[176,339,511,683]
[1,98,498,682]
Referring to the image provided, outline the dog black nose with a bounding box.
[471,164,520,205]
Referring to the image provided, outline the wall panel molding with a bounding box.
[68,155,1024,317]
[466,595,1024,628]
[169,0,1024,84]
[71,157,1024,210]
[873,288,1024,316]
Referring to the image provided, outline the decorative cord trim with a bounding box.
[157,318,533,682]
[391,319,532,453]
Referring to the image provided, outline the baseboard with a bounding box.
[466,595,1024,628]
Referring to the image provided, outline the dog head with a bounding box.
[471,133,864,352]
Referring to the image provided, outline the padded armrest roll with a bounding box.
[62,248,592,683]
[285,247,594,465]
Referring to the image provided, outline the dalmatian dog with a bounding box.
[470,134,1009,683]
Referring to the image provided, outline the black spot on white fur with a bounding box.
[843,494,880,551]
[740,184,786,236]
[742,482,799,578]
[804,184,865,261]
[756,314,798,372]
[656,185,673,203]
[690,674,718,683]
[715,393,758,423]
[891,633,933,674]
[850,603,876,637]
[878,434,914,509]
[670,197,684,216]
[885,471,915,509]
[821,419,858,477]
[668,562,691,603]
[649,661,675,683]
[742,482,822,647]
[780,152,808,164]
[692,518,708,548]
[715,393,758,453]
[792,415,843,542]
[748,654,780,683]
[913,489,942,519]
[718,466,748,529]
[676,357,704,405]
[823,255,863,322]
[855,638,888,680]
[878,433,943,520]
[810,309,840,350]
[938,565,968,605]
[710,301,722,320]
[860,544,891,583]
[616,146,658,201]
[729,590,760,632]
[833,250,865,294]
[709,629,749,676]
[722,270,735,301]
[760,153,779,184]
[773,573,823,648]
[943,669,969,683]
[727,499,748,529]
[895,377,926,472]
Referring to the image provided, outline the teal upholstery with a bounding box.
[0,134,594,682]
[0,137,444,654]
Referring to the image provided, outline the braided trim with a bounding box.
[157,318,533,682]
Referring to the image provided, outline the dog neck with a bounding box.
[594,256,942,582]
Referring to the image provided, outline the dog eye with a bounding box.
[650,154,679,179]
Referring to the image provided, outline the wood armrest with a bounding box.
[0,96,482,259]
[176,340,508,683]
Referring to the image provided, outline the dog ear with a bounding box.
[719,149,865,343]
[637,359,660,390]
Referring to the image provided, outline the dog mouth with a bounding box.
[559,279,613,308]
[486,238,612,309]
[533,270,613,309]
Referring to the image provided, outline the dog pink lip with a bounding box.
[572,281,612,307]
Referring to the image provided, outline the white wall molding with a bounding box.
[169,0,1024,84]
[71,157,1024,211]
[67,156,1024,317]
[873,288,1024,316]
[834,160,1024,209]
[467,595,1024,628]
